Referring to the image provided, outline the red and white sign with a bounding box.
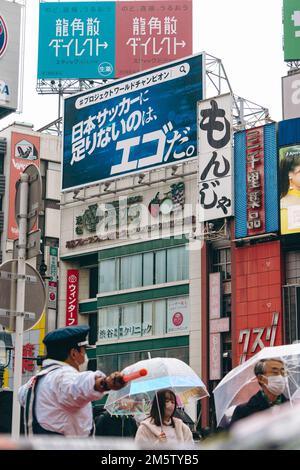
[246,127,265,236]
[115,0,192,78]
[7,132,40,240]
[167,297,189,333]
[48,281,57,310]
[66,270,79,326]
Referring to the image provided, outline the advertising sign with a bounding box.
[198,93,233,222]
[66,269,79,326]
[38,1,116,80]
[283,0,300,61]
[0,0,21,118]
[279,144,300,234]
[167,297,189,333]
[7,133,40,240]
[282,72,300,120]
[235,123,278,239]
[62,53,203,191]
[38,1,192,80]
[115,0,192,78]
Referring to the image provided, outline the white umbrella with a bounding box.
[213,343,300,427]
[105,357,209,417]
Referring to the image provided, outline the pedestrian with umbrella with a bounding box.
[134,389,194,447]
[213,344,300,429]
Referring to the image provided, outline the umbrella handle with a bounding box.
[123,369,148,383]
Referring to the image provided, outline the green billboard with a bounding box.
[284,0,300,61]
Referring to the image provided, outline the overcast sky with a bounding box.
[0,0,288,131]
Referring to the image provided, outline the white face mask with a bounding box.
[78,354,89,372]
[263,375,287,396]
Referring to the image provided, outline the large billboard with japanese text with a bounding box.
[282,72,300,120]
[0,0,21,118]
[62,53,203,191]
[198,93,233,222]
[37,0,192,80]
[234,124,278,238]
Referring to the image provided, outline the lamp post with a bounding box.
[0,330,13,389]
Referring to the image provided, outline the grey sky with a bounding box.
[0,0,288,131]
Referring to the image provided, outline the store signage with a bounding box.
[198,93,233,222]
[66,270,79,326]
[98,322,152,340]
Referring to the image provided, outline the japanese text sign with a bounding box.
[66,269,79,326]
[37,1,192,80]
[62,53,203,190]
[198,93,233,222]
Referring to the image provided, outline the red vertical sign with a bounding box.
[66,270,79,326]
[115,0,193,78]
[246,126,265,236]
[8,132,40,240]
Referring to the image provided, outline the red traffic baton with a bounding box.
[123,368,148,383]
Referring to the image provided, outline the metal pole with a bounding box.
[11,173,29,439]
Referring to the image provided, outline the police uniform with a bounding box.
[18,325,106,437]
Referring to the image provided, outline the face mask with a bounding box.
[263,375,287,396]
[78,354,89,372]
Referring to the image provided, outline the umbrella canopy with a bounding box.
[213,344,300,427]
[105,357,209,416]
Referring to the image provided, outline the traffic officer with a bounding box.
[18,325,126,437]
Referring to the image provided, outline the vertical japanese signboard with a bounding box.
[198,93,233,222]
[115,0,192,77]
[0,0,21,118]
[283,0,300,61]
[66,269,79,326]
[7,133,40,240]
[235,123,278,239]
[38,1,193,80]
[63,53,203,190]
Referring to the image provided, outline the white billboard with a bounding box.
[198,93,233,222]
[282,72,300,120]
[0,0,21,118]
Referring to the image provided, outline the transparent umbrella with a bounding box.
[105,357,209,417]
[213,344,300,427]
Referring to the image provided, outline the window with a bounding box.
[97,296,188,342]
[167,246,189,282]
[0,155,4,174]
[120,254,142,290]
[155,250,166,284]
[212,248,231,281]
[89,267,98,298]
[99,258,118,293]
[143,252,154,286]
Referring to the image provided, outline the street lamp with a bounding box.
[0,330,13,389]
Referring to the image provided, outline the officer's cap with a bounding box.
[43,325,90,356]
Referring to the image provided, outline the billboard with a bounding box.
[198,93,233,222]
[62,53,203,191]
[234,123,278,238]
[7,133,40,240]
[282,72,300,120]
[115,0,192,78]
[0,0,21,118]
[38,1,192,80]
[283,0,300,61]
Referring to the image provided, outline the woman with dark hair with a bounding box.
[134,389,193,447]
[280,149,300,234]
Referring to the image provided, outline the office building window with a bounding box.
[212,248,231,280]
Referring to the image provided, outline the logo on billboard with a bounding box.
[15,140,38,161]
[172,312,184,327]
[0,79,9,102]
[0,16,8,58]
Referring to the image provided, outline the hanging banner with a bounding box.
[167,297,189,333]
[66,269,79,326]
[198,93,233,222]
[62,53,203,190]
[7,132,40,240]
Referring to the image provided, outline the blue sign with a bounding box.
[38,2,116,80]
[62,54,203,191]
